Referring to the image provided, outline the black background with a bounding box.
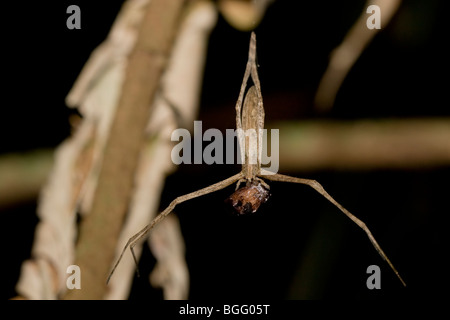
[2,0,449,300]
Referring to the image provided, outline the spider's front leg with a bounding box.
[107,172,243,283]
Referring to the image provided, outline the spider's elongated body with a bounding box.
[107,32,406,287]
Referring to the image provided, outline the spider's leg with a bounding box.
[107,172,243,283]
[235,178,248,190]
[262,170,406,287]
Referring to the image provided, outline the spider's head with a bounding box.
[225,181,270,215]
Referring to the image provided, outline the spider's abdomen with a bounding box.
[225,181,270,215]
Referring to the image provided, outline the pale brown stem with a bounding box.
[63,0,187,300]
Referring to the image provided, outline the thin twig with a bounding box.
[315,0,402,110]
[4,118,449,211]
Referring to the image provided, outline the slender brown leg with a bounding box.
[107,172,243,283]
[262,171,406,287]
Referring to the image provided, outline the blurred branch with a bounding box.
[14,0,215,300]
[270,118,450,171]
[106,1,217,299]
[63,0,187,300]
[314,0,402,111]
[0,149,53,208]
[4,118,450,212]
[217,0,272,31]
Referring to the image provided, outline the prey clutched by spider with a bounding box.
[226,180,270,215]
[107,32,406,287]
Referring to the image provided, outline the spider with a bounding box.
[107,32,406,287]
